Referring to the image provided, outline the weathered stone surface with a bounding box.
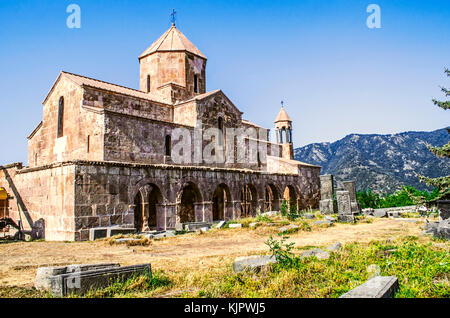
[343,181,361,214]
[324,216,337,223]
[249,222,258,228]
[279,224,299,233]
[50,263,151,296]
[229,223,242,229]
[303,213,316,219]
[319,199,334,215]
[437,200,450,221]
[436,218,450,240]
[89,226,136,241]
[340,276,399,298]
[299,249,329,260]
[373,209,387,218]
[336,190,352,215]
[35,263,120,290]
[313,220,332,226]
[154,231,175,239]
[338,214,355,223]
[327,242,342,252]
[319,175,334,200]
[184,222,212,232]
[233,255,277,273]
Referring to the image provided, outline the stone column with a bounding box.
[319,175,335,214]
[201,201,213,223]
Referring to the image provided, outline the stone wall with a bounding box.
[0,163,75,241]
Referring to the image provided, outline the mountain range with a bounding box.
[294,128,450,193]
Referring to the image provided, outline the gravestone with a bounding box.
[35,263,120,290]
[336,190,354,222]
[319,175,335,214]
[343,180,361,214]
[50,263,152,297]
[339,276,399,298]
[233,255,277,273]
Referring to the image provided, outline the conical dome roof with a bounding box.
[275,107,292,123]
[139,25,206,60]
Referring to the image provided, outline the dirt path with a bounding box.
[0,218,424,288]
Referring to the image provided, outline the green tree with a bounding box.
[413,68,450,203]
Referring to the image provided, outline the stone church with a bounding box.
[0,23,321,241]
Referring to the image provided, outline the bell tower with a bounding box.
[275,102,294,160]
[138,22,207,103]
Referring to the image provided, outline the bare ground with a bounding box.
[0,218,426,289]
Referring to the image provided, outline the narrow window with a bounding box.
[218,117,224,146]
[146,75,150,93]
[194,74,198,93]
[57,96,64,138]
[257,152,262,168]
[34,153,37,166]
[87,135,90,153]
[165,135,171,156]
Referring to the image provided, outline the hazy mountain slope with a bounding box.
[294,128,450,193]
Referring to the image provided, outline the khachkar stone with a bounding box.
[343,180,361,214]
[319,175,335,214]
[336,190,354,222]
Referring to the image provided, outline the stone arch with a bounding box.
[133,183,164,232]
[264,183,281,212]
[283,185,298,212]
[212,183,232,221]
[240,184,258,218]
[177,182,203,223]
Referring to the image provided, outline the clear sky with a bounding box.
[0,0,449,165]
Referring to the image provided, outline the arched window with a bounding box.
[57,96,64,138]
[165,135,171,156]
[194,74,199,93]
[146,75,150,93]
[218,117,224,146]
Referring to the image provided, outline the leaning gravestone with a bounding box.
[339,276,399,298]
[319,175,335,214]
[343,180,361,214]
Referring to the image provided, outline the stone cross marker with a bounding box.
[319,175,335,214]
[343,180,361,214]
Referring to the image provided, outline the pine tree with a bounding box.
[414,68,450,202]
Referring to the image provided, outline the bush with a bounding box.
[357,186,441,209]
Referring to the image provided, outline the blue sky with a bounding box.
[0,0,449,165]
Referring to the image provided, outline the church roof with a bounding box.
[274,107,291,123]
[43,71,169,105]
[139,25,206,60]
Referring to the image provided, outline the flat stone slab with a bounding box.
[261,211,278,217]
[35,263,120,290]
[327,242,342,252]
[249,222,259,228]
[313,220,332,226]
[340,276,399,298]
[215,221,226,229]
[279,224,299,233]
[233,255,277,273]
[338,214,355,223]
[184,222,212,232]
[303,213,316,219]
[300,249,330,260]
[154,231,175,239]
[324,216,337,223]
[228,223,242,229]
[89,227,135,241]
[50,263,151,297]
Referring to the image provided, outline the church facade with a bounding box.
[0,24,321,241]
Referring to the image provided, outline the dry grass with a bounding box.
[0,217,433,297]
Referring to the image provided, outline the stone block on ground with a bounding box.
[50,263,151,297]
[184,222,212,232]
[338,214,355,223]
[327,242,342,252]
[279,224,299,233]
[233,255,277,273]
[373,209,387,218]
[215,221,226,229]
[35,263,120,290]
[299,249,330,260]
[249,222,259,229]
[89,226,136,241]
[319,199,335,215]
[324,216,337,223]
[261,211,278,217]
[303,213,316,219]
[339,276,399,298]
[436,219,450,240]
[228,223,242,229]
[153,231,175,239]
[313,220,332,226]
